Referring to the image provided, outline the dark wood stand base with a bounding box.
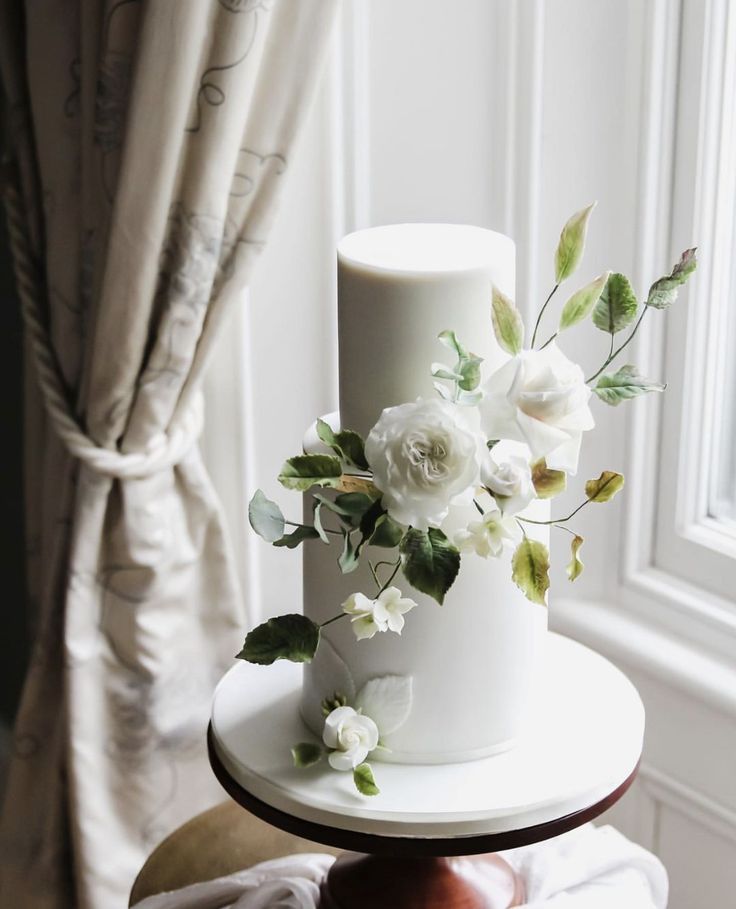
[319,853,525,909]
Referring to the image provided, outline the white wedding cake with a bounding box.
[300,224,549,763]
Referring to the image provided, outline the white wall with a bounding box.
[204,2,736,905]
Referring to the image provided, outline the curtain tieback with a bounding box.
[3,179,204,480]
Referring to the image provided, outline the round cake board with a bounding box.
[211,632,644,841]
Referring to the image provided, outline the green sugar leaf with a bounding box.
[646,248,697,309]
[567,535,584,582]
[399,527,460,605]
[291,742,323,768]
[237,614,320,665]
[555,202,596,283]
[530,458,567,499]
[278,454,343,492]
[273,525,320,548]
[593,365,665,406]
[585,470,625,503]
[353,762,380,796]
[559,272,610,330]
[491,286,524,355]
[592,273,638,334]
[316,419,369,470]
[512,538,550,606]
[248,489,285,542]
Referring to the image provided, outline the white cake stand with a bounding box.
[209,632,644,909]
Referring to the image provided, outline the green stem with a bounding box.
[517,497,592,526]
[378,559,402,595]
[320,613,346,628]
[586,308,648,383]
[367,559,381,591]
[538,331,558,351]
[473,498,485,515]
[531,283,560,348]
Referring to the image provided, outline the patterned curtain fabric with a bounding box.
[0,2,337,907]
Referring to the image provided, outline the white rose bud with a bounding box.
[365,398,484,530]
[322,705,380,771]
[479,344,594,475]
[481,443,535,516]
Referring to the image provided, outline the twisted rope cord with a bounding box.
[3,181,204,479]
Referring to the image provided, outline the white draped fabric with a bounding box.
[0,2,337,907]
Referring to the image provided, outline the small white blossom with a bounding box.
[342,587,417,640]
[453,509,520,558]
[365,398,485,530]
[322,705,379,771]
[480,343,594,475]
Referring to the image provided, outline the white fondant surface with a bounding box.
[211,634,644,838]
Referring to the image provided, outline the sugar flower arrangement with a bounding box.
[239,204,696,795]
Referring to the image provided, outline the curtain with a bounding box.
[0,2,338,907]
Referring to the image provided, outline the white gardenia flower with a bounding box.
[479,343,594,475]
[323,705,380,771]
[481,443,535,516]
[365,398,484,530]
[454,509,520,558]
[343,587,417,640]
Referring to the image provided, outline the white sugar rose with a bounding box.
[454,509,520,558]
[343,587,417,640]
[365,398,484,530]
[480,344,594,475]
[481,442,535,516]
[323,705,379,771]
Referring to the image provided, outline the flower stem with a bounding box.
[378,559,402,595]
[531,283,560,348]
[586,307,648,383]
[473,498,485,515]
[320,613,346,628]
[367,559,381,591]
[517,497,592,526]
[538,331,558,351]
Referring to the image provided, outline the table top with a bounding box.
[209,633,643,856]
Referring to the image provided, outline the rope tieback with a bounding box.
[3,180,204,480]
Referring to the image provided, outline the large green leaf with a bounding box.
[646,248,697,309]
[248,489,285,542]
[554,202,596,283]
[368,514,404,548]
[316,419,369,470]
[558,272,609,330]
[278,454,342,492]
[592,273,638,334]
[511,538,550,606]
[593,365,665,406]
[585,471,625,503]
[399,528,460,605]
[237,614,320,665]
[353,762,380,796]
[491,286,524,355]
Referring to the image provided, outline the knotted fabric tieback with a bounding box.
[3,180,204,480]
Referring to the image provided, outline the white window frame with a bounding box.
[620,0,736,660]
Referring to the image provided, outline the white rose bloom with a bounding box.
[480,344,594,475]
[343,588,417,640]
[323,705,380,771]
[365,398,484,530]
[481,442,535,516]
[454,509,520,558]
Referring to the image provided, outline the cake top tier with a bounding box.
[337,223,515,438]
[338,223,514,275]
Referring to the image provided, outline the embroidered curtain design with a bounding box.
[0,2,337,906]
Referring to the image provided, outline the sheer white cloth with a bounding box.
[131,825,668,909]
[0,3,337,907]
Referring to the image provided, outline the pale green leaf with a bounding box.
[431,363,462,381]
[531,459,567,499]
[646,248,697,309]
[237,614,320,665]
[593,365,666,406]
[512,538,550,606]
[457,354,483,391]
[353,762,380,796]
[399,528,460,605]
[291,742,323,768]
[592,273,638,334]
[567,535,584,582]
[491,286,524,355]
[559,272,610,330]
[585,470,625,503]
[278,454,342,492]
[554,202,596,283]
[248,489,285,543]
[315,419,369,470]
[313,501,329,544]
[437,329,469,359]
[338,530,359,574]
